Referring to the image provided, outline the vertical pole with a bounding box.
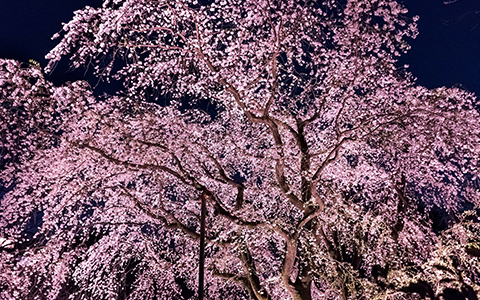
[198,192,206,300]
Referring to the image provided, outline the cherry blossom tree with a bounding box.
[1,0,480,299]
[401,208,480,300]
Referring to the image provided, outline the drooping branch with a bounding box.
[78,142,192,186]
[391,174,408,242]
[311,137,352,182]
[202,187,290,238]
[119,187,202,241]
[200,147,246,210]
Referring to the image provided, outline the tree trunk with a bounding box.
[291,259,313,300]
[292,280,312,300]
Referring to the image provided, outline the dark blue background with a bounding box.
[1,0,480,95]
[400,0,480,95]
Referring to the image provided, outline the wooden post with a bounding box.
[198,192,207,300]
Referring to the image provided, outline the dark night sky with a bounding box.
[1,0,480,95]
